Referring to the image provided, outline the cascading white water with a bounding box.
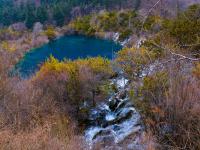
[85,77,144,149]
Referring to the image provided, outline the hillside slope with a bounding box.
[1,0,198,28]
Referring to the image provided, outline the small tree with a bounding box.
[44,26,56,40]
[116,47,152,79]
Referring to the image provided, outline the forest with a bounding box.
[0,0,141,27]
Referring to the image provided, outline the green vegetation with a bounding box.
[144,4,200,55]
[132,68,200,150]
[70,15,95,36]
[0,0,141,28]
[163,4,200,45]
[134,71,169,117]
[193,62,200,79]
[70,10,141,40]
[36,56,113,113]
[116,47,158,78]
[44,26,56,40]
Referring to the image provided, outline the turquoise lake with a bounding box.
[16,35,122,77]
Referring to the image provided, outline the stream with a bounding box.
[85,77,145,149]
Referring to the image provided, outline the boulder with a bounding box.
[109,98,121,111]
[104,32,116,40]
[102,110,133,128]
[114,110,133,124]
[9,22,27,32]
[115,100,129,111]
[33,22,43,34]
[93,129,112,140]
[116,90,127,99]
[70,6,82,18]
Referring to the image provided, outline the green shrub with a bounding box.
[71,16,96,36]
[142,40,164,58]
[44,26,56,40]
[116,47,153,78]
[96,11,118,31]
[143,16,157,31]
[36,56,113,113]
[133,72,168,116]
[119,29,132,41]
[193,63,200,79]
[162,4,200,45]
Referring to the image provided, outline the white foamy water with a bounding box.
[84,77,143,149]
[85,106,141,143]
[111,77,128,89]
[105,113,116,121]
[85,127,103,142]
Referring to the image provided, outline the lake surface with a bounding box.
[16,35,122,77]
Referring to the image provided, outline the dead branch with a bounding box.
[151,42,200,61]
[140,0,162,36]
[181,43,200,48]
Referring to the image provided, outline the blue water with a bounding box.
[16,35,122,77]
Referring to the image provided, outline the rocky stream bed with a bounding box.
[84,77,146,150]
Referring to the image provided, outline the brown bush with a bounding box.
[135,62,200,149]
[162,73,200,149]
[0,116,86,150]
[33,56,113,123]
[0,51,87,149]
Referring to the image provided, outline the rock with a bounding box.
[33,22,43,34]
[113,125,121,131]
[88,108,109,126]
[93,136,116,149]
[104,32,119,41]
[100,136,115,146]
[32,35,49,47]
[70,6,82,18]
[9,22,27,32]
[115,77,129,89]
[127,144,145,150]
[92,130,103,140]
[152,23,161,32]
[63,27,76,35]
[103,109,133,128]
[136,37,146,48]
[115,110,133,124]
[116,90,127,99]
[93,129,112,140]
[115,100,129,111]
[85,127,103,141]
[109,98,121,111]
[110,72,119,79]
[160,123,173,135]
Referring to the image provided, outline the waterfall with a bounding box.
[85,76,144,149]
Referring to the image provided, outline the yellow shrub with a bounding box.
[37,56,112,79]
[193,63,200,79]
[1,41,16,52]
[44,26,56,40]
[116,47,152,78]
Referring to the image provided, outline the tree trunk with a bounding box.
[92,90,96,107]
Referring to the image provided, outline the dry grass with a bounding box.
[136,62,200,150]
[161,73,200,149]
[0,51,87,150]
[0,118,86,150]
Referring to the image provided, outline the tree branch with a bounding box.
[181,43,200,48]
[151,42,200,61]
[140,0,162,36]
